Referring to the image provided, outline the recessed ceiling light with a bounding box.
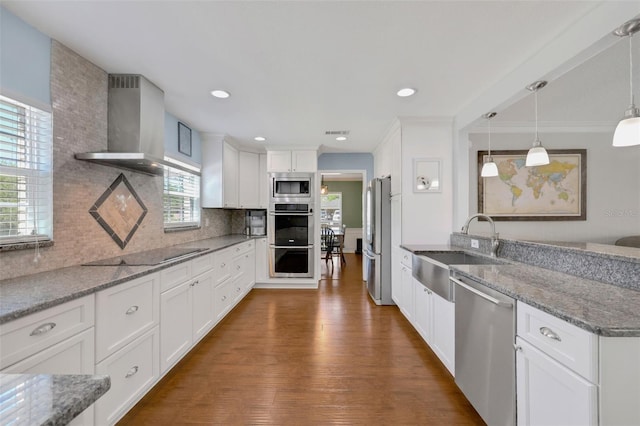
[254,136,266,142]
[397,88,416,97]
[210,90,230,99]
[336,136,347,141]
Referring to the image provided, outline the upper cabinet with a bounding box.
[267,150,317,173]
[238,151,262,209]
[202,135,268,209]
[201,135,238,208]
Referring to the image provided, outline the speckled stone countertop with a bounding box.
[0,234,253,324]
[402,243,640,337]
[0,373,110,425]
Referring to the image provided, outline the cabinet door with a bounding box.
[191,270,215,344]
[95,327,159,426]
[291,150,317,172]
[214,279,234,322]
[259,154,268,208]
[400,264,414,321]
[255,237,268,283]
[96,273,159,362]
[160,281,192,373]
[238,151,260,208]
[413,280,432,344]
[431,292,455,375]
[223,142,238,208]
[267,151,292,172]
[516,337,597,426]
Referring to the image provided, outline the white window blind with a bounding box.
[163,159,201,228]
[0,95,53,244]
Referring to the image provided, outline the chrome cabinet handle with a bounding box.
[30,322,56,336]
[221,262,226,268]
[125,366,139,378]
[125,305,139,315]
[190,280,199,287]
[222,295,227,301]
[539,326,562,342]
[513,344,523,352]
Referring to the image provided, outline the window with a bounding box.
[320,192,342,230]
[0,95,53,244]
[163,157,201,229]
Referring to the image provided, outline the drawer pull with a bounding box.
[30,322,56,336]
[222,295,227,301]
[190,280,199,287]
[125,366,139,378]
[221,262,226,268]
[236,265,241,270]
[539,326,562,342]
[125,305,139,315]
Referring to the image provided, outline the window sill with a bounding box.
[164,225,201,234]
[0,240,54,253]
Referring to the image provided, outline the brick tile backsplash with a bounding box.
[0,40,231,281]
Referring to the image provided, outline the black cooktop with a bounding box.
[83,247,207,266]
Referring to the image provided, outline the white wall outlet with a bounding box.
[471,239,479,249]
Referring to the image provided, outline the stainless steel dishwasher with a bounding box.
[451,273,516,426]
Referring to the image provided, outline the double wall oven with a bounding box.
[268,173,314,278]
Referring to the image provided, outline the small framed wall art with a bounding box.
[178,122,192,157]
[413,158,441,193]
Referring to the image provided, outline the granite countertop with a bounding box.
[0,373,110,426]
[402,243,640,337]
[0,234,253,324]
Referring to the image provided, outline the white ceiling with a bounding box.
[4,1,618,152]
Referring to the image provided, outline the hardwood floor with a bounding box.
[118,254,484,425]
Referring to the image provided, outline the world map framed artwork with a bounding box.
[477,149,586,221]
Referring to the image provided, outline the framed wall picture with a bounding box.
[178,122,192,157]
[413,158,441,193]
[477,149,586,221]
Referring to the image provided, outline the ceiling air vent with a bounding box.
[325,130,350,136]
[109,74,140,89]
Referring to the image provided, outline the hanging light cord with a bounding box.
[629,34,635,108]
[534,89,539,141]
[487,117,492,156]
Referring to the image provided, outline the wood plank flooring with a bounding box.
[118,254,484,425]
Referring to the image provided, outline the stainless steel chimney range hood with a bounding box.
[75,74,199,176]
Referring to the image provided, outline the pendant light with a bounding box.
[613,18,640,147]
[525,80,550,167]
[480,112,499,177]
[320,175,328,195]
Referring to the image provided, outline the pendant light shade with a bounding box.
[525,80,549,167]
[613,19,640,147]
[480,112,499,177]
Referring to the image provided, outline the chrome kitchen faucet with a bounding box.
[461,214,500,257]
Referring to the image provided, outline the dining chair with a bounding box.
[321,226,337,268]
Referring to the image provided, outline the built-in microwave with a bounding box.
[270,172,313,203]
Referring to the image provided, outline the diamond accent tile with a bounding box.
[89,173,148,249]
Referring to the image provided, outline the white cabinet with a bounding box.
[201,135,238,208]
[259,154,268,208]
[95,274,159,362]
[430,291,455,375]
[413,280,432,344]
[399,262,414,322]
[0,294,95,370]
[515,301,640,426]
[94,327,159,426]
[238,151,260,209]
[159,255,215,374]
[516,337,597,426]
[267,150,317,172]
[255,237,268,283]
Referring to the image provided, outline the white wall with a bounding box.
[468,130,640,244]
[401,120,453,245]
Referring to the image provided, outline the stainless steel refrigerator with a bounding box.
[364,176,393,305]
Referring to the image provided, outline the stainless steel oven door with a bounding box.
[269,245,314,278]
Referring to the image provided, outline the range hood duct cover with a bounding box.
[75,74,198,176]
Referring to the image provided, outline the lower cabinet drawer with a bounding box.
[94,327,159,426]
[517,301,597,382]
[95,273,159,362]
[0,295,95,370]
